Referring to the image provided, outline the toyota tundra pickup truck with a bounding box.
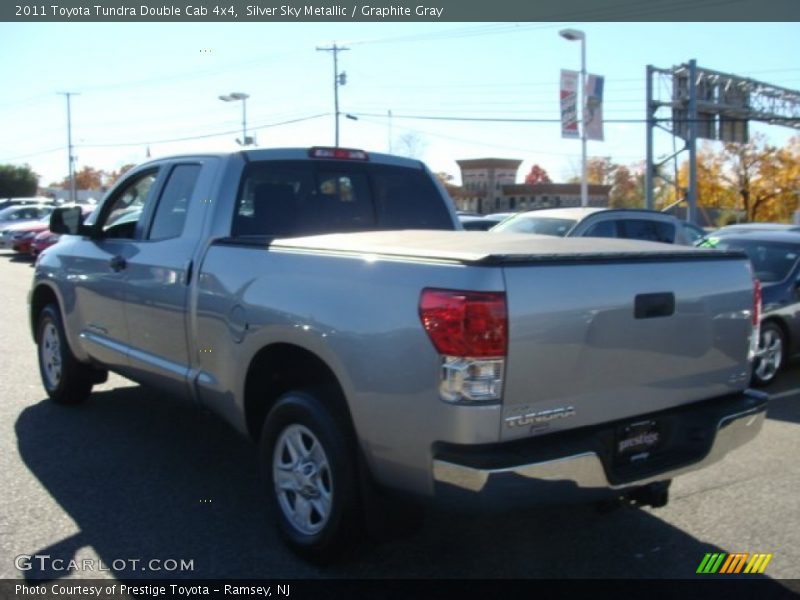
[30,147,767,561]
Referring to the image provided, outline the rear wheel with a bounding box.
[260,390,360,562]
[752,321,785,386]
[37,304,98,404]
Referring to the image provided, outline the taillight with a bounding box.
[750,278,762,362]
[753,279,761,326]
[419,289,507,357]
[419,289,507,403]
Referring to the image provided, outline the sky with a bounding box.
[0,21,798,188]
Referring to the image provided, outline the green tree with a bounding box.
[0,164,39,197]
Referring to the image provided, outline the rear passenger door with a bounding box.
[122,160,214,398]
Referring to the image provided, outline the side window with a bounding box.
[620,219,675,243]
[149,165,200,240]
[98,170,158,239]
[233,164,313,237]
[583,220,617,238]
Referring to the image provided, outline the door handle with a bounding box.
[109,255,127,272]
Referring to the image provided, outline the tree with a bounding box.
[524,164,552,185]
[394,132,427,159]
[107,163,136,186]
[674,135,800,222]
[569,157,644,208]
[55,166,105,190]
[0,164,39,197]
[608,164,641,209]
[722,135,800,222]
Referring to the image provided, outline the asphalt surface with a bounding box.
[1,249,798,586]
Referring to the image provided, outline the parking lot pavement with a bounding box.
[1,250,798,585]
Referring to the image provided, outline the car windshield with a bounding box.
[714,239,800,283]
[492,215,576,236]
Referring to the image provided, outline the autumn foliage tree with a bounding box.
[55,166,105,190]
[675,134,800,222]
[524,164,552,185]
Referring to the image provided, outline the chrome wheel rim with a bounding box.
[273,424,333,536]
[755,328,782,383]
[41,321,62,390]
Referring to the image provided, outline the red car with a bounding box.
[9,217,50,254]
[30,229,62,258]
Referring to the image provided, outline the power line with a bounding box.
[0,146,63,162]
[76,113,330,148]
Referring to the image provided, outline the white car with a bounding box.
[491,207,692,245]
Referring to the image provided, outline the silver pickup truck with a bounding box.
[30,148,767,561]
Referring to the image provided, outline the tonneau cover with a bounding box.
[270,230,740,264]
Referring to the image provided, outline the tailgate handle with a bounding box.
[634,293,675,319]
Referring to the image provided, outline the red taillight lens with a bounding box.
[419,289,508,357]
[753,279,762,326]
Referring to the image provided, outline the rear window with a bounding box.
[714,239,800,283]
[232,160,453,238]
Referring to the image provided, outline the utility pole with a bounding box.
[316,43,349,147]
[59,92,79,204]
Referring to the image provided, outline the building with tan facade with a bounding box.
[453,158,611,214]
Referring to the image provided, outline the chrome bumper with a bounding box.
[433,395,767,493]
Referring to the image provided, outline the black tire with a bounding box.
[752,321,786,387]
[37,304,95,404]
[260,390,360,563]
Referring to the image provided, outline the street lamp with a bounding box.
[219,92,253,146]
[559,28,588,208]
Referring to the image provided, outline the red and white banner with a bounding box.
[560,69,579,139]
[584,73,605,141]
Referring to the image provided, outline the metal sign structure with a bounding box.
[645,60,800,223]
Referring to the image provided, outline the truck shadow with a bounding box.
[13,385,789,583]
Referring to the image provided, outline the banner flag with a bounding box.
[585,74,604,141]
[560,69,579,139]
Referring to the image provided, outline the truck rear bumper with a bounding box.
[432,389,767,494]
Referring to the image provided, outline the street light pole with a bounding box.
[559,28,588,207]
[219,92,252,146]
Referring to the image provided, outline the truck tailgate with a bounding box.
[500,256,754,442]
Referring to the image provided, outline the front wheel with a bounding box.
[260,390,360,562]
[37,304,96,404]
[752,321,785,387]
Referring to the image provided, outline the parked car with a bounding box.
[0,197,54,211]
[491,207,692,245]
[32,147,765,561]
[704,230,800,385]
[459,214,509,231]
[0,204,53,230]
[681,221,709,245]
[9,216,51,254]
[699,223,800,244]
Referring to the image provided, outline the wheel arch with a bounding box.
[243,343,355,443]
[762,316,791,355]
[30,283,61,343]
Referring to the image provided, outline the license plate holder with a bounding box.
[614,419,662,463]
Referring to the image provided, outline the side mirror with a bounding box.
[50,206,88,236]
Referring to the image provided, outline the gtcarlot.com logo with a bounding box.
[15,555,195,573]
[696,552,773,574]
